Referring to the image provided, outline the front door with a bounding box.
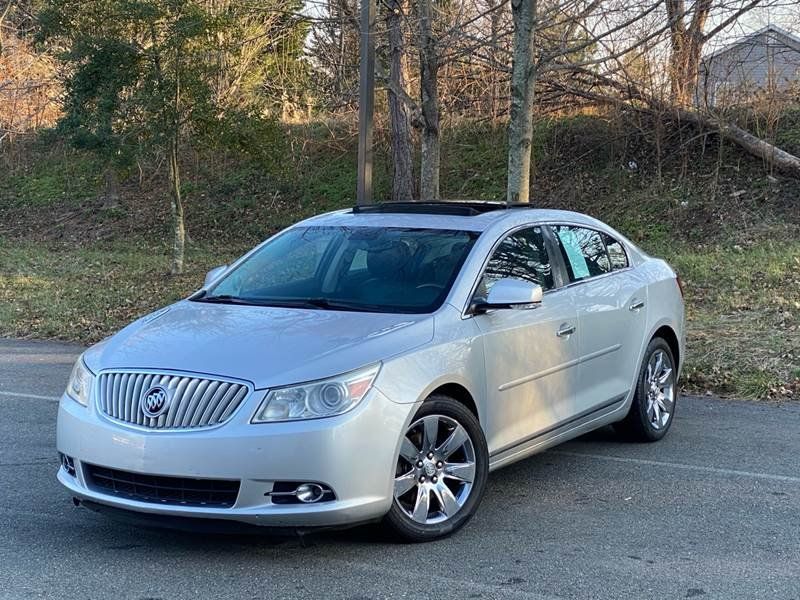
[472,225,580,456]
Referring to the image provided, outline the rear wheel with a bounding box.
[614,337,677,442]
[384,396,488,542]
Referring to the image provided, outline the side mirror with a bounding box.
[474,278,543,313]
[203,265,228,288]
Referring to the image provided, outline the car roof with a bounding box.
[298,202,608,233]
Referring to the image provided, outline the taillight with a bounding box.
[675,274,685,299]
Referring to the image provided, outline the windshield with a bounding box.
[197,226,479,314]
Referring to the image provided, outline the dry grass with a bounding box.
[667,240,800,399]
[0,241,246,342]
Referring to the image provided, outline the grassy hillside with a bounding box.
[1,115,798,399]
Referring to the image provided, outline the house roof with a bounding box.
[703,24,800,62]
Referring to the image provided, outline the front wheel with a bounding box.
[384,396,488,542]
[614,337,678,442]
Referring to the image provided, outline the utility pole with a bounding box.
[357,0,376,205]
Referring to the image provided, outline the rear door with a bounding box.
[548,225,647,413]
[472,225,580,455]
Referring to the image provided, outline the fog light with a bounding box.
[267,481,335,504]
[295,483,325,503]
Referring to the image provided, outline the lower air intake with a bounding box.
[85,464,240,508]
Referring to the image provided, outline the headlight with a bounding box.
[65,356,94,407]
[252,364,380,423]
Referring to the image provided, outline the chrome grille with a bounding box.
[97,372,250,430]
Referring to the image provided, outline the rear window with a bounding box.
[551,225,611,282]
[603,233,629,270]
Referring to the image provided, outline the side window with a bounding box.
[603,233,629,270]
[552,225,611,282]
[479,226,553,298]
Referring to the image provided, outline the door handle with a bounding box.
[629,299,645,311]
[556,323,576,338]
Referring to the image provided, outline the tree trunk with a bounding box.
[386,0,414,202]
[665,0,710,106]
[551,67,800,180]
[418,0,440,200]
[168,35,186,275]
[676,108,800,178]
[168,138,186,275]
[169,47,185,276]
[506,0,538,204]
[101,167,120,209]
[669,31,706,106]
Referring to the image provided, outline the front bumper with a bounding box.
[56,387,417,528]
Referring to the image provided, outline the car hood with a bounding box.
[84,301,434,388]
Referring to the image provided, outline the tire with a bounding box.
[614,337,678,442]
[384,395,489,542]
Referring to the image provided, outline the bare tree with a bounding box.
[665,0,762,105]
[504,0,676,202]
[308,0,799,193]
[307,0,361,112]
[308,0,512,199]
[550,58,800,178]
[0,0,60,142]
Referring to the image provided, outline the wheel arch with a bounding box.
[427,383,480,422]
[652,324,681,373]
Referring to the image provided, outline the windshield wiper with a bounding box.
[194,294,385,312]
[193,294,263,306]
[248,297,391,312]
[281,298,379,312]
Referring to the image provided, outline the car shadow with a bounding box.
[573,424,620,443]
[85,506,392,549]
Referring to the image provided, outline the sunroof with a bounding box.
[352,201,532,216]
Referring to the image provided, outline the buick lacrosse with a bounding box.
[57,201,684,541]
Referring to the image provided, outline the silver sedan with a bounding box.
[57,202,684,541]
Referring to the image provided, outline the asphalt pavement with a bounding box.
[1,338,798,600]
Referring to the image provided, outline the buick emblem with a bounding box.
[141,385,170,418]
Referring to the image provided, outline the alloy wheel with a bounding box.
[393,414,476,525]
[645,349,675,430]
